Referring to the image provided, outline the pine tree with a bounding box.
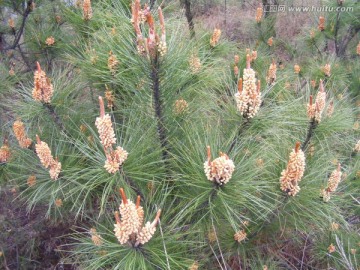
[0,0,359,269]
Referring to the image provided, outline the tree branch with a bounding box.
[183,0,195,38]
[151,54,170,171]
[301,118,318,151]
[337,25,360,57]
[3,0,33,51]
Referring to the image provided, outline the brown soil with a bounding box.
[0,189,77,270]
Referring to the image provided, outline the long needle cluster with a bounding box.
[13,119,32,148]
[131,1,167,58]
[234,55,262,119]
[95,96,128,173]
[114,188,161,247]
[32,62,54,103]
[35,135,61,180]
[204,146,235,185]
[280,142,306,196]
[307,80,326,123]
[321,163,342,202]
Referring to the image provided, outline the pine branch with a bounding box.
[44,103,72,139]
[247,194,288,240]
[122,170,145,200]
[151,54,170,170]
[228,117,251,153]
[298,79,307,92]
[301,118,318,151]
[337,25,360,57]
[196,186,219,212]
[3,1,34,51]
[183,0,195,38]
[249,117,319,240]
[334,6,342,56]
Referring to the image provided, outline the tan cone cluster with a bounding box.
[104,85,115,108]
[32,62,54,103]
[234,55,262,119]
[0,140,11,163]
[189,261,199,270]
[330,222,339,231]
[27,174,36,187]
[267,37,273,46]
[266,60,277,85]
[307,80,326,123]
[294,64,301,74]
[104,146,128,174]
[9,67,15,76]
[328,243,336,253]
[90,228,103,246]
[13,119,32,148]
[189,54,201,74]
[318,16,325,31]
[95,104,116,149]
[8,18,15,29]
[357,42,360,55]
[322,63,331,77]
[321,163,342,202]
[83,0,92,20]
[234,54,240,76]
[131,1,167,58]
[210,28,221,47]
[95,97,128,173]
[255,6,263,23]
[250,50,257,61]
[354,140,360,152]
[108,51,119,75]
[327,101,334,117]
[35,135,61,180]
[157,8,167,56]
[204,146,235,185]
[114,188,161,247]
[280,142,306,196]
[234,229,247,243]
[45,36,55,46]
[174,98,188,114]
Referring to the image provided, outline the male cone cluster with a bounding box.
[321,163,342,202]
[307,80,327,123]
[131,0,167,58]
[13,119,32,148]
[32,62,53,103]
[204,146,235,185]
[279,142,306,196]
[35,135,61,180]
[234,54,262,119]
[95,97,128,174]
[114,188,161,246]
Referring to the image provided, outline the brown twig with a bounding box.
[4,1,34,51]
